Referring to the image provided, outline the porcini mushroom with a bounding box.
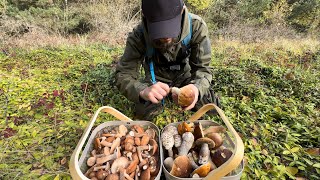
[195,137,216,149]
[203,125,226,135]
[164,156,174,172]
[170,155,192,178]
[178,132,194,156]
[193,122,204,141]
[171,86,195,107]
[206,132,223,150]
[211,146,233,167]
[198,143,210,165]
[187,153,199,170]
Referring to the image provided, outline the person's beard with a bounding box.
[152,38,178,52]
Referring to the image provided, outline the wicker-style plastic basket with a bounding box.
[69,106,163,180]
[162,104,244,180]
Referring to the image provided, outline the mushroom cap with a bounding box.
[193,122,204,141]
[178,122,193,135]
[191,162,211,177]
[165,125,178,136]
[206,132,223,150]
[195,137,216,149]
[105,174,120,180]
[140,167,151,180]
[118,125,128,137]
[161,131,174,150]
[145,128,156,139]
[87,156,96,167]
[211,148,233,167]
[132,125,144,133]
[164,156,174,172]
[149,139,158,155]
[203,125,226,135]
[178,86,195,107]
[170,155,193,178]
[110,157,130,174]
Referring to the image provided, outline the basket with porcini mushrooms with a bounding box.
[69,106,163,180]
[161,103,244,180]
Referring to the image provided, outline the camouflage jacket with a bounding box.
[115,8,213,103]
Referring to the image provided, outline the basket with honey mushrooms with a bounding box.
[84,124,160,180]
[162,121,233,178]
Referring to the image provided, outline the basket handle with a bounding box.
[69,106,132,180]
[188,103,244,180]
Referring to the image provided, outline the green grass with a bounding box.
[0,40,319,179]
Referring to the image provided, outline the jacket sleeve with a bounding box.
[115,24,148,103]
[188,17,213,99]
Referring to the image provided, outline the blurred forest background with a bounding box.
[0,0,319,47]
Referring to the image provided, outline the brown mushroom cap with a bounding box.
[195,137,216,149]
[105,174,120,180]
[170,155,192,178]
[177,122,193,135]
[211,148,233,167]
[178,86,195,107]
[149,139,158,156]
[96,169,108,180]
[206,132,223,150]
[191,162,211,177]
[193,122,204,141]
[145,128,156,139]
[203,125,226,135]
[140,167,151,180]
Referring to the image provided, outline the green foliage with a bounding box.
[1,41,320,179]
[287,0,320,33]
[186,0,213,11]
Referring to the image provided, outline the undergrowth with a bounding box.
[0,40,319,179]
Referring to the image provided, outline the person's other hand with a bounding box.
[139,82,170,104]
[181,84,199,111]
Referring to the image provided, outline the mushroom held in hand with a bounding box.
[170,155,192,178]
[178,132,194,156]
[171,86,195,107]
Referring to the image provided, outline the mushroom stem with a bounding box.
[188,153,199,170]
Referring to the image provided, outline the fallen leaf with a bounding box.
[306,148,319,156]
[60,157,67,165]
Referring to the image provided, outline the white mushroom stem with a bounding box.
[110,137,121,153]
[93,162,110,171]
[96,149,118,165]
[126,152,133,161]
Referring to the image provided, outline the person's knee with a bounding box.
[134,102,163,120]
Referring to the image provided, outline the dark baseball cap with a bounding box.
[142,0,184,40]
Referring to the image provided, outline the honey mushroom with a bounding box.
[85,124,160,179]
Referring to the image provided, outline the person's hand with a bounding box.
[171,84,199,111]
[139,82,170,104]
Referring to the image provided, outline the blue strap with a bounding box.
[182,13,192,47]
[149,60,156,84]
